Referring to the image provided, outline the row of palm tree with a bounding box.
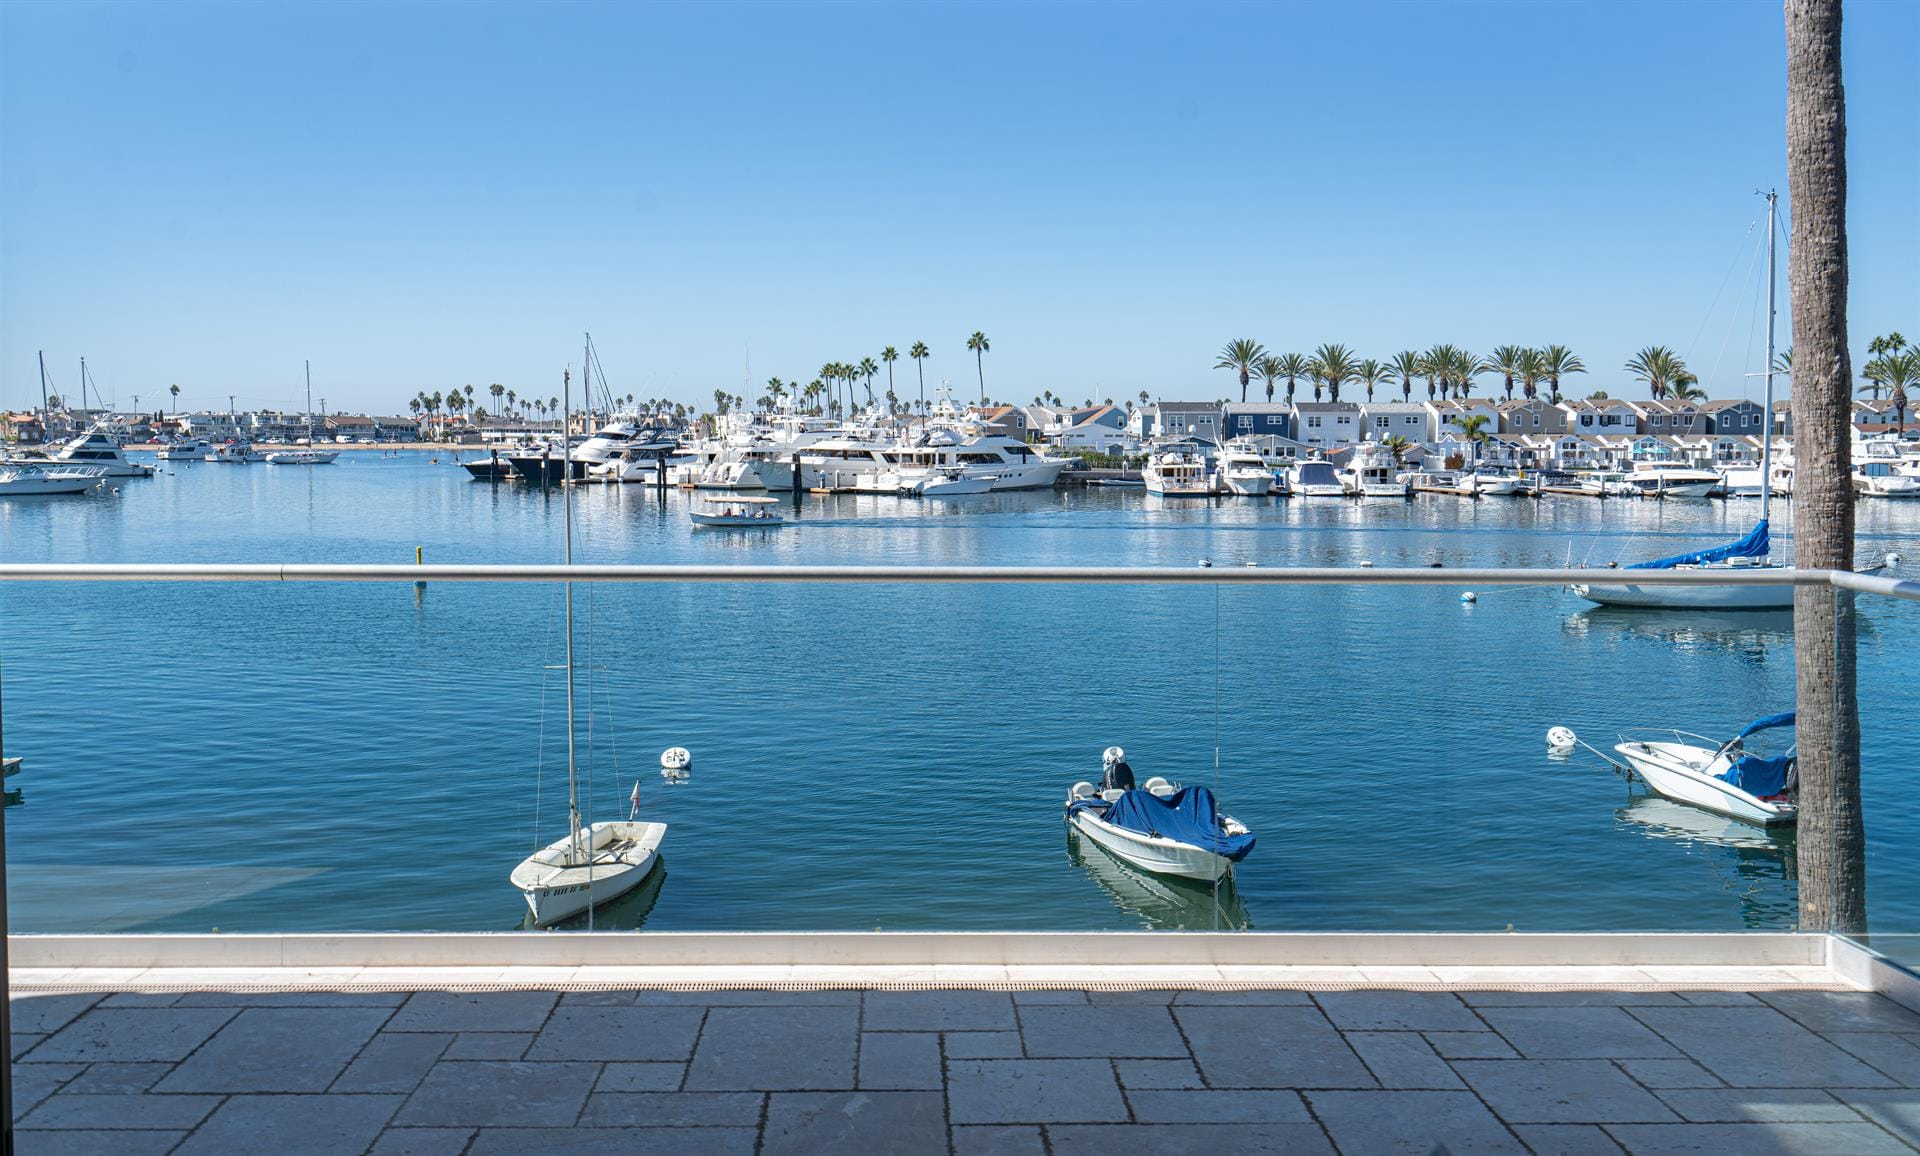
[733,334,992,420]
[1860,331,1918,429]
[1215,342,1588,405]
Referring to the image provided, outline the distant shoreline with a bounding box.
[129,442,473,453]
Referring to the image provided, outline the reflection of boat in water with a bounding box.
[1617,796,1794,852]
[521,860,668,930]
[1566,607,1794,655]
[1614,798,1796,928]
[1067,830,1250,930]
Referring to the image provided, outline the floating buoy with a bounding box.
[1546,726,1577,751]
[660,747,691,772]
[1359,560,1374,568]
[1461,591,1477,603]
[1197,559,1212,568]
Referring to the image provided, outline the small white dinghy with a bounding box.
[690,494,787,527]
[1551,713,1797,827]
[1062,748,1255,881]
[511,809,667,926]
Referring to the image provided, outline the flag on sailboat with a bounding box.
[629,780,641,815]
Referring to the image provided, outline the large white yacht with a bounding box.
[1339,444,1409,497]
[794,419,1066,493]
[1625,459,1721,498]
[1141,444,1214,496]
[205,440,265,463]
[509,416,678,483]
[156,437,211,461]
[12,427,158,477]
[1214,439,1275,496]
[1286,458,1345,497]
[1854,460,1920,498]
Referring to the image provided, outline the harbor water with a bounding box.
[3,452,1917,937]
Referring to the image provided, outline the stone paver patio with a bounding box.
[9,984,1920,1154]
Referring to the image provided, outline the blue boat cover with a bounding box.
[1721,753,1792,797]
[1738,711,1796,739]
[1086,786,1256,863]
[1627,520,1770,570]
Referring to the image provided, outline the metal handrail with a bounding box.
[0,562,1902,591]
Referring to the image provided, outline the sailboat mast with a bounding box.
[562,363,579,855]
[37,351,48,437]
[305,360,313,443]
[1761,188,1778,529]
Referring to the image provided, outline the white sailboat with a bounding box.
[265,362,341,464]
[1572,190,1794,611]
[510,353,666,927]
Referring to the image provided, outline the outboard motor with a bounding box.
[1102,746,1136,793]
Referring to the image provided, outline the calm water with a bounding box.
[3,451,1917,936]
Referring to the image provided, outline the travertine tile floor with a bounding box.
[9,983,1920,1153]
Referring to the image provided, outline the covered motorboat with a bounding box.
[1603,712,1798,827]
[1064,760,1254,881]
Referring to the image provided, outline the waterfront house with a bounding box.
[1290,402,1362,448]
[1496,398,1567,436]
[1221,402,1295,441]
[1675,433,1759,467]
[1229,432,1317,464]
[373,416,421,442]
[1425,399,1502,442]
[1628,399,1709,436]
[1701,398,1767,435]
[1131,401,1224,444]
[3,411,46,444]
[323,414,379,441]
[972,405,1029,441]
[1023,405,1064,435]
[1773,400,1794,436]
[1853,399,1903,432]
[1557,397,1641,435]
[1519,433,1597,470]
[1048,408,1134,456]
[1356,401,1428,443]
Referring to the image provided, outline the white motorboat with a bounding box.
[1579,472,1640,498]
[1597,712,1798,827]
[265,448,339,465]
[1061,749,1254,882]
[156,438,211,460]
[1339,444,1409,497]
[1853,461,1920,498]
[205,440,265,463]
[690,493,787,527]
[0,465,107,496]
[1408,470,1474,496]
[1215,440,1275,496]
[912,467,993,496]
[1722,466,1766,498]
[1286,459,1346,497]
[1625,460,1721,498]
[511,352,667,927]
[1067,828,1251,930]
[1463,468,1529,496]
[1142,445,1213,496]
[19,427,157,477]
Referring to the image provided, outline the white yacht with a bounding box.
[1286,458,1346,497]
[156,438,211,460]
[0,465,108,496]
[1214,440,1275,496]
[205,440,265,463]
[1463,467,1529,496]
[1407,470,1473,496]
[265,447,340,465]
[1141,444,1213,496]
[1339,444,1409,497]
[1625,460,1721,498]
[795,426,1065,493]
[510,417,677,483]
[1579,472,1640,498]
[1721,466,1766,498]
[1853,460,1920,498]
[16,427,157,477]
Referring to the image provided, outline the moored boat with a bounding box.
[1062,748,1254,881]
[690,493,787,527]
[1605,713,1799,827]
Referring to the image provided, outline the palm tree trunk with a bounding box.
[976,353,985,407]
[1786,0,1864,936]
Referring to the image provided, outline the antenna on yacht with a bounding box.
[1758,188,1777,534]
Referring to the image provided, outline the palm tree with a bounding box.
[1382,433,1414,465]
[966,331,990,406]
[1388,350,1422,402]
[169,383,180,413]
[1277,353,1309,404]
[1625,346,1683,399]
[1669,373,1706,404]
[1424,345,1459,399]
[1255,354,1283,403]
[1451,413,1492,463]
[881,346,898,400]
[462,384,475,412]
[1357,358,1391,403]
[1448,348,1485,401]
[1310,343,1360,404]
[1419,350,1440,400]
[1486,345,1528,402]
[1214,339,1267,404]
[859,356,879,406]
[1880,349,1918,432]
[1539,345,1586,403]
[490,383,505,415]
[909,342,930,413]
[1515,347,1546,400]
[506,388,517,417]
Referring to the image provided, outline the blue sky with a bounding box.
[2,0,1915,415]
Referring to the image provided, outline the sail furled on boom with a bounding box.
[1626,520,1770,571]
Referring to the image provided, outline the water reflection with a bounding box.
[1615,797,1796,928]
[1565,607,1794,661]
[524,861,669,931]
[1067,830,1251,930]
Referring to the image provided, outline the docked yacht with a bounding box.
[510,417,678,483]
[1463,467,1529,496]
[0,465,108,496]
[907,466,993,496]
[1214,440,1275,496]
[1579,472,1640,498]
[1339,444,1409,497]
[1625,460,1721,498]
[205,440,265,464]
[264,447,340,465]
[17,427,157,477]
[795,425,1066,493]
[1063,749,1255,881]
[1407,470,1474,496]
[1722,466,1766,498]
[1286,458,1346,497]
[1854,461,1920,498]
[1142,444,1214,496]
[156,438,211,460]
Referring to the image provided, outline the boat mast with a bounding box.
[304,360,313,444]
[36,351,48,439]
[562,361,580,861]
[1760,188,1778,531]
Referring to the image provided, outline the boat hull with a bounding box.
[0,473,101,496]
[511,820,667,926]
[1569,582,1795,610]
[1614,742,1795,826]
[1065,809,1235,881]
